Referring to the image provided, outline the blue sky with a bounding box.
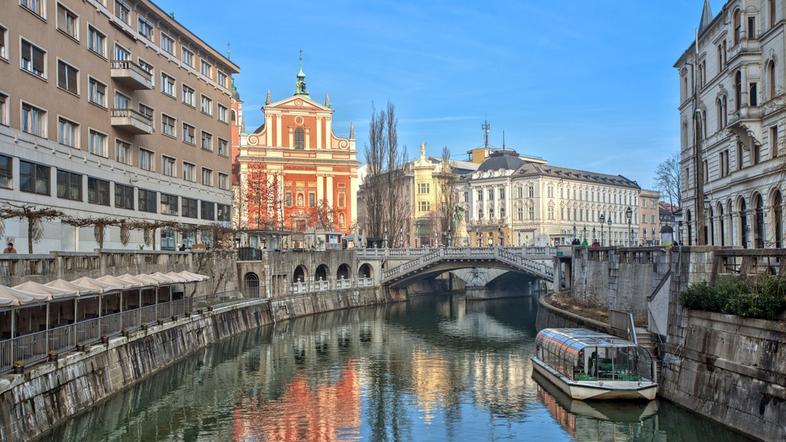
[155,0,719,189]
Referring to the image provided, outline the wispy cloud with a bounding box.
[399,115,481,124]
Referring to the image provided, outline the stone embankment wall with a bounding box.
[0,286,390,441]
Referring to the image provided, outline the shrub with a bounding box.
[680,275,786,320]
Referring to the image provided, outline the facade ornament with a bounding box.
[265,89,271,105]
[325,94,331,108]
[295,49,309,97]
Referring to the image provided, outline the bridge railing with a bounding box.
[289,277,376,294]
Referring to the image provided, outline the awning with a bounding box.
[163,272,190,283]
[46,279,100,296]
[177,271,209,282]
[96,275,139,290]
[13,281,76,300]
[0,286,37,307]
[148,273,176,284]
[118,274,157,288]
[70,276,123,293]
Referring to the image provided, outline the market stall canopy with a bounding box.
[148,273,176,284]
[96,275,139,290]
[118,274,157,287]
[70,276,123,293]
[0,285,38,306]
[46,279,99,296]
[13,281,75,300]
[163,272,190,283]
[178,271,209,282]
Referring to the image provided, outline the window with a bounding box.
[114,44,130,61]
[114,92,130,109]
[162,156,175,176]
[115,183,134,209]
[200,59,211,78]
[548,206,554,220]
[56,170,82,201]
[21,103,46,137]
[137,17,153,40]
[217,71,227,88]
[517,207,523,221]
[488,189,494,200]
[200,201,215,220]
[218,104,228,122]
[477,190,483,201]
[750,82,758,107]
[0,155,11,188]
[57,60,78,94]
[528,185,534,198]
[138,189,157,213]
[0,26,7,59]
[115,0,130,24]
[418,183,430,194]
[201,168,212,186]
[201,131,212,150]
[161,114,175,137]
[772,126,779,159]
[161,73,175,96]
[88,129,107,157]
[21,39,46,77]
[20,160,50,195]
[753,144,760,165]
[734,70,742,111]
[528,206,535,220]
[217,204,230,222]
[309,192,316,208]
[219,173,229,190]
[57,4,79,40]
[160,193,178,215]
[218,138,228,156]
[88,177,110,206]
[770,0,777,28]
[418,201,430,212]
[768,61,777,99]
[200,95,212,115]
[500,188,506,199]
[138,103,153,121]
[58,117,78,147]
[285,192,292,207]
[733,9,742,45]
[88,77,107,106]
[115,140,130,164]
[182,162,195,181]
[161,33,175,55]
[294,128,304,149]
[88,26,106,57]
[182,197,198,218]
[138,58,153,82]
[20,0,45,17]
[748,16,756,40]
[139,148,153,171]
[182,48,193,67]
[338,187,346,208]
[703,160,709,182]
[182,85,195,106]
[183,123,195,144]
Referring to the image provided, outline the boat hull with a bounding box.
[532,357,657,401]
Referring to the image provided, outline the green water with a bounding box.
[47,296,752,441]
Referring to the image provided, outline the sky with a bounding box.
[155,0,721,190]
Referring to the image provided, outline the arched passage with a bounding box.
[358,263,373,279]
[315,264,329,281]
[739,197,748,248]
[754,193,765,248]
[293,265,308,283]
[773,190,783,248]
[336,263,350,280]
[244,272,259,298]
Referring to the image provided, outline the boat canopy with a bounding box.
[536,328,637,352]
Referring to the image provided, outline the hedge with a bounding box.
[680,275,786,320]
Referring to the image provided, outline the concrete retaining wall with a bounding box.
[0,286,389,441]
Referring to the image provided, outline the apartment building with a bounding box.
[0,0,239,252]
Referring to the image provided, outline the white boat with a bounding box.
[531,328,658,401]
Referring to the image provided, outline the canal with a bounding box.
[48,297,752,441]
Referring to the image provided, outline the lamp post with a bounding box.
[582,226,587,243]
[573,223,577,245]
[703,194,711,245]
[498,223,503,247]
[599,213,605,246]
[607,216,613,246]
[625,206,633,247]
[476,227,481,248]
[384,227,388,249]
[652,227,656,246]
[592,226,596,244]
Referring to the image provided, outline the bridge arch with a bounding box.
[293,265,308,282]
[358,263,373,278]
[336,263,351,280]
[315,264,329,281]
[243,272,260,297]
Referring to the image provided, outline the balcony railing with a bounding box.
[110,59,153,90]
[111,108,153,135]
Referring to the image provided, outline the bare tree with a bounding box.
[0,204,63,254]
[245,165,282,230]
[654,153,681,211]
[435,146,460,245]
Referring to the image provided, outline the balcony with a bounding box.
[111,108,153,135]
[110,60,153,90]
[727,106,763,151]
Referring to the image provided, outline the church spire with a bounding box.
[698,0,713,33]
[295,49,309,97]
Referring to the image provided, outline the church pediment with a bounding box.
[267,95,329,112]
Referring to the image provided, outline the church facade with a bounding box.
[234,64,359,237]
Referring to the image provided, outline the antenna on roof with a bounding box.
[502,130,506,151]
[482,119,491,148]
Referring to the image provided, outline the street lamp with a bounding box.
[652,227,656,245]
[582,226,587,242]
[498,223,503,247]
[625,206,633,247]
[607,216,613,247]
[476,227,481,248]
[592,226,596,244]
[703,195,711,245]
[599,213,605,246]
[573,223,577,245]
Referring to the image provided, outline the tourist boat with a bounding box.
[531,328,657,400]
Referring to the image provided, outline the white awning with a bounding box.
[163,272,190,283]
[96,275,139,290]
[0,286,38,307]
[70,276,123,293]
[13,281,75,300]
[46,279,100,296]
[118,274,157,287]
[178,271,209,282]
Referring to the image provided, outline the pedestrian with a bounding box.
[3,242,16,254]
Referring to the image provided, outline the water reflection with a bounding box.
[47,296,752,442]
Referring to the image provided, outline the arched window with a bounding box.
[717,98,724,130]
[770,0,777,28]
[773,190,783,248]
[294,127,304,149]
[243,272,260,298]
[734,70,742,111]
[733,9,742,44]
[768,60,777,99]
[722,96,727,126]
[754,194,765,248]
[528,206,535,220]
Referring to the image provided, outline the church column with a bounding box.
[266,114,273,146]
[305,128,311,150]
[316,116,322,149]
[350,174,358,230]
[326,175,334,208]
[316,174,324,203]
[276,114,282,146]
[325,118,332,148]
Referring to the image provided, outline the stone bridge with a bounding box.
[378,247,555,288]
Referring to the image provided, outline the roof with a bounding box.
[477,150,525,172]
[536,328,637,351]
[516,163,640,189]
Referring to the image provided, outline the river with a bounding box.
[47,296,752,441]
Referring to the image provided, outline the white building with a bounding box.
[460,150,641,247]
[676,0,786,248]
